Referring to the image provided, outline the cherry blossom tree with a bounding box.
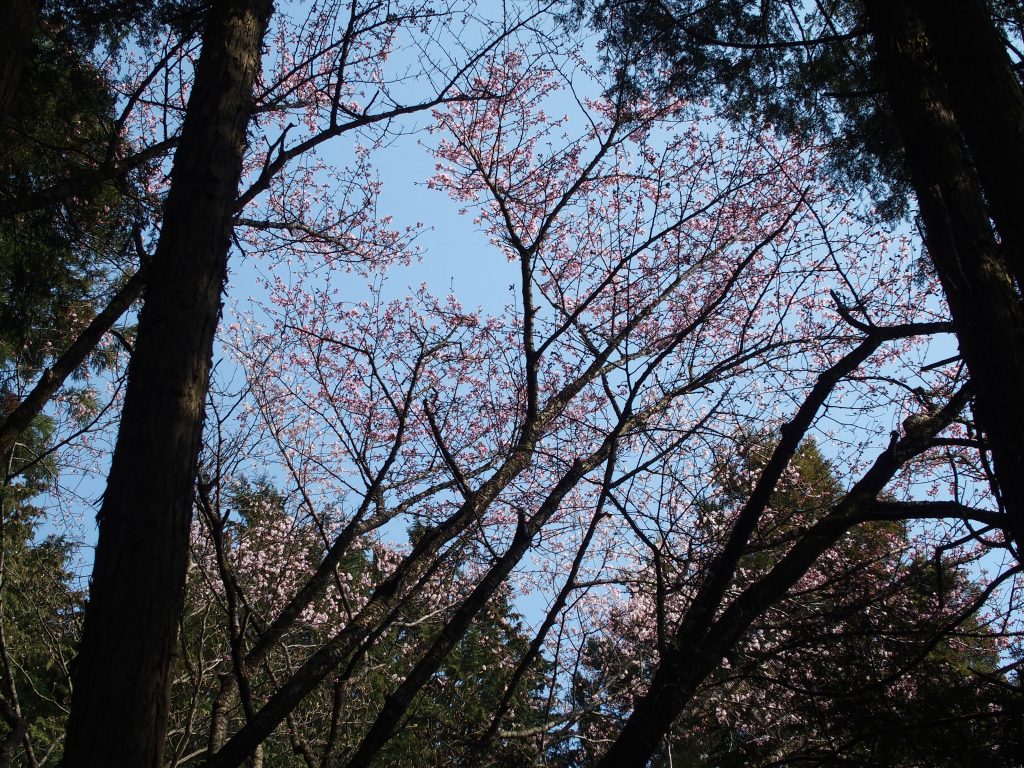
[570,440,1023,766]
[3,5,1020,765]
[160,46,1022,767]
[169,474,548,766]
[584,0,1024,563]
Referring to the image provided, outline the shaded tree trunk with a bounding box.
[862,0,1024,557]
[0,0,40,132]
[63,1,272,765]
[912,0,1024,292]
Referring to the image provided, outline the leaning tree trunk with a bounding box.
[862,0,1024,557]
[596,336,970,768]
[63,1,272,765]
[912,0,1024,293]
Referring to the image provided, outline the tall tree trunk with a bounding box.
[0,0,40,132]
[912,0,1024,292]
[862,0,1024,556]
[63,1,272,765]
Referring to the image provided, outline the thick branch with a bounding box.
[0,263,148,469]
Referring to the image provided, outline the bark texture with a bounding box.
[63,1,273,765]
[913,0,1024,292]
[863,0,1024,556]
[0,0,40,132]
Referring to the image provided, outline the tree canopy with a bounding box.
[0,1,1021,767]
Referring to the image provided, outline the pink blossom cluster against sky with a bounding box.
[95,0,994,590]
[215,29,987,635]
[38,1,1017,700]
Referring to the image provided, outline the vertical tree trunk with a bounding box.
[63,1,272,765]
[0,0,40,132]
[912,0,1024,292]
[862,0,1024,556]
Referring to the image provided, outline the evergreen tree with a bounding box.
[0,414,81,765]
[569,441,1024,766]
[0,19,146,473]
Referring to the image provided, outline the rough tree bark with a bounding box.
[911,0,1024,292]
[0,0,40,131]
[63,1,273,765]
[862,0,1024,557]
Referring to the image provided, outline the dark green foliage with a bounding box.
[42,1,206,52]
[0,26,140,402]
[582,0,1018,220]
[0,522,81,765]
[170,479,550,767]
[0,421,81,764]
[0,36,139,762]
[373,593,548,768]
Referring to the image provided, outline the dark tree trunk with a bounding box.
[912,0,1024,292]
[63,1,272,765]
[0,0,40,132]
[862,0,1024,556]
[596,331,896,767]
